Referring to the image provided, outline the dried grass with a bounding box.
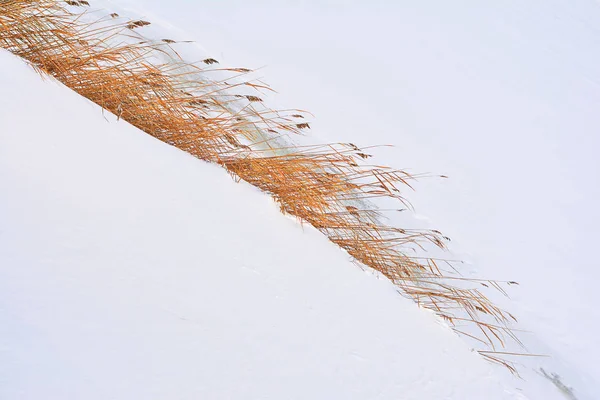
[0,0,529,372]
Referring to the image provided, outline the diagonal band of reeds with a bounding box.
[0,0,526,372]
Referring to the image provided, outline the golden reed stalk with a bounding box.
[0,0,528,372]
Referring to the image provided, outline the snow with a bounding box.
[88,0,600,397]
[2,0,599,398]
[0,50,523,399]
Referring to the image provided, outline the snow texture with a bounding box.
[0,51,523,399]
[2,0,599,398]
[96,0,600,397]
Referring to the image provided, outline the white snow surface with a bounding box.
[0,51,525,399]
[89,0,600,397]
[2,0,599,398]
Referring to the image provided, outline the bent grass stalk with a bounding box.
[0,0,528,373]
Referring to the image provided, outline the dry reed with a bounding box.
[0,0,527,372]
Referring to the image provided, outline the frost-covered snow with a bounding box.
[2,0,599,398]
[0,50,527,399]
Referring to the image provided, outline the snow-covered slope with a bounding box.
[0,51,529,399]
[91,0,599,397]
[2,0,599,398]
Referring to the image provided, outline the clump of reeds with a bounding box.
[0,0,527,372]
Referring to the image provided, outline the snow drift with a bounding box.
[0,0,523,367]
[1,49,521,399]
